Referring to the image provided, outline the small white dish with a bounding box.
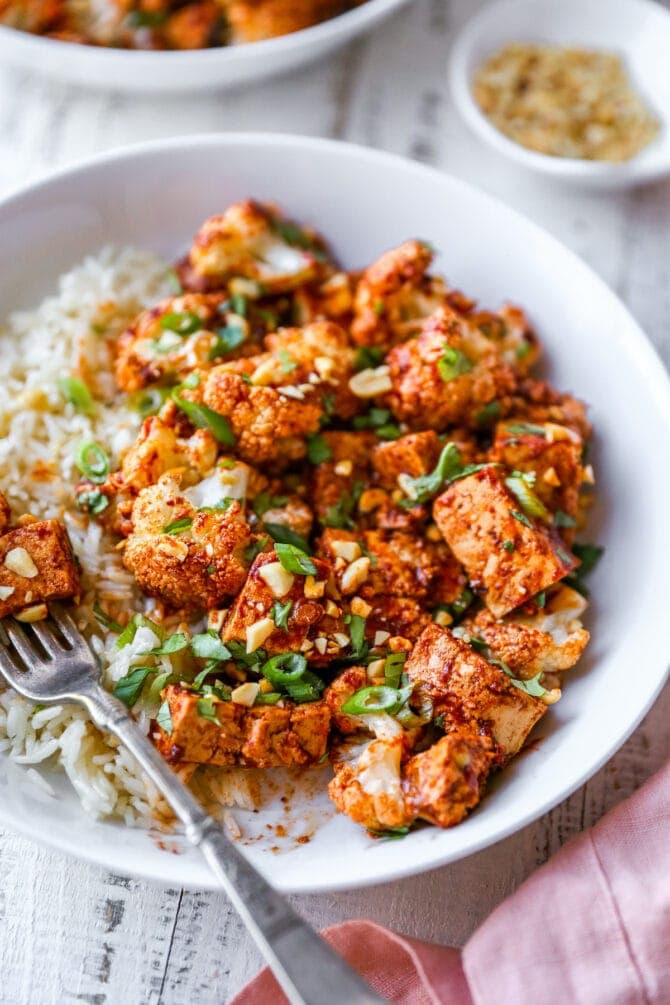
[0,0,410,93]
[0,133,669,892]
[449,0,670,189]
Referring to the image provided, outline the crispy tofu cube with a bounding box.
[385,309,518,431]
[310,431,375,524]
[433,468,575,618]
[404,623,547,759]
[156,685,330,768]
[0,520,80,617]
[371,431,442,490]
[222,550,344,663]
[365,596,432,644]
[404,728,495,827]
[489,420,586,537]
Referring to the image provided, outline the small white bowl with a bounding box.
[0,0,410,93]
[449,0,670,189]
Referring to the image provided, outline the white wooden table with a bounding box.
[1,1,669,1001]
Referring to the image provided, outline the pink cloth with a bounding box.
[231,761,670,1004]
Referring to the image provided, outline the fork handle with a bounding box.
[83,685,386,1005]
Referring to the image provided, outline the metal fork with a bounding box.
[0,603,385,1005]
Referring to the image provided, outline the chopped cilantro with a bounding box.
[197,695,221,725]
[190,632,231,662]
[252,492,288,517]
[354,346,384,371]
[306,433,332,464]
[275,542,317,576]
[156,699,173,736]
[502,539,515,553]
[278,349,297,373]
[272,599,292,631]
[244,536,269,564]
[263,522,311,554]
[113,666,154,707]
[510,508,533,529]
[475,401,501,429]
[93,603,123,634]
[210,324,245,359]
[554,510,577,528]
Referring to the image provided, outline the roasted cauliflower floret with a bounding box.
[264,320,359,418]
[404,623,547,760]
[404,728,495,828]
[0,0,61,32]
[200,366,323,467]
[224,0,352,43]
[221,550,346,663]
[111,414,218,497]
[465,585,589,681]
[0,517,80,619]
[155,684,330,768]
[114,292,250,392]
[187,200,327,294]
[458,302,541,373]
[328,714,414,831]
[123,472,252,611]
[433,467,576,618]
[351,239,447,349]
[385,309,518,431]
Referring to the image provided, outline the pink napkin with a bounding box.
[231,760,670,1004]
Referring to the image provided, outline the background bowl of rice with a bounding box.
[0,133,669,892]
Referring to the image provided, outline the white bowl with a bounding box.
[0,133,669,892]
[449,0,670,189]
[0,0,409,92]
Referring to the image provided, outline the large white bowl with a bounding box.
[449,0,670,189]
[0,0,409,92]
[0,134,669,892]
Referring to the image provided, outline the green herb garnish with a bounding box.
[58,376,94,414]
[190,631,231,661]
[354,346,384,371]
[162,517,192,535]
[76,489,109,516]
[114,666,154,707]
[75,441,109,484]
[160,311,202,336]
[172,390,235,446]
[437,345,473,382]
[263,522,311,554]
[306,433,332,464]
[275,542,317,576]
[272,599,292,631]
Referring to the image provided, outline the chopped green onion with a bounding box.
[536,591,546,608]
[383,652,407,689]
[510,509,533,529]
[162,517,192,535]
[75,441,109,484]
[58,376,94,414]
[76,489,109,516]
[172,390,235,446]
[129,387,170,417]
[262,652,307,686]
[275,542,316,576]
[164,268,183,295]
[506,474,551,521]
[93,603,123,633]
[345,613,367,659]
[252,492,288,517]
[367,826,411,840]
[503,539,515,553]
[230,293,248,317]
[306,433,332,464]
[504,422,547,437]
[255,692,282,706]
[437,346,473,382]
[342,685,404,715]
[160,311,202,336]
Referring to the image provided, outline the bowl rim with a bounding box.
[0,0,407,64]
[0,131,669,891]
[447,0,670,184]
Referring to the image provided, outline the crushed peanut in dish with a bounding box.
[473,43,660,161]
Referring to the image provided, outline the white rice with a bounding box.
[0,248,258,828]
